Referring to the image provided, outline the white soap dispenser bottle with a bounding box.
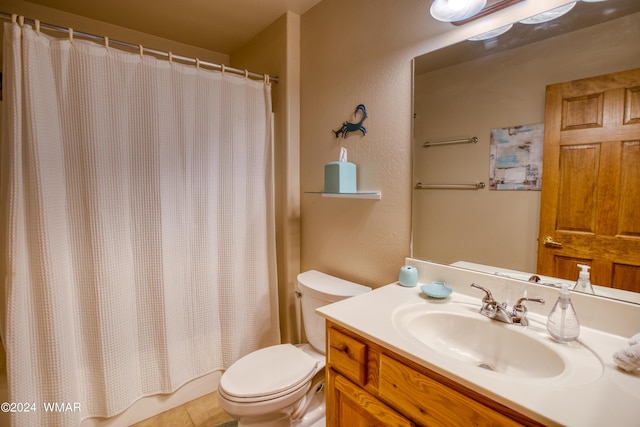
[546,284,580,342]
[573,264,594,294]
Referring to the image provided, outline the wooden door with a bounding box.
[537,67,640,292]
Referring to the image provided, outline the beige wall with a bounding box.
[298,0,570,288]
[299,0,421,288]
[231,12,302,343]
[413,12,640,273]
[299,0,639,288]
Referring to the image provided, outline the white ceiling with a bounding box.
[24,0,323,54]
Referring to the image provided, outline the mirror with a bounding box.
[412,0,640,304]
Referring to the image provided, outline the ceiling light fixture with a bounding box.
[519,2,577,24]
[430,0,488,23]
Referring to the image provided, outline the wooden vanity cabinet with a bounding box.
[326,321,545,427]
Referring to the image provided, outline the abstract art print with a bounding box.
[489,123,544,190]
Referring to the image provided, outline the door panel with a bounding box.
[562,93,603,130]
[613,264,640,292]
[620,141,640,236]
[556,144,598,232]
[625,87,640,124]
[538,68,640,291]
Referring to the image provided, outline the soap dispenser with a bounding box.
[546,284,580,342]
[573,264,594,294]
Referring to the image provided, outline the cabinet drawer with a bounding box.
[328,327,367,386]
[379,354,522,427]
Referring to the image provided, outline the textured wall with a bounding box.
[298,0,569,287]
[300,0,424,287]
[232,13,303,343]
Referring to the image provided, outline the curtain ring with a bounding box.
[104,36,109,49]
[11,14,17,23]
[35,19,40,34]
[168,52,173,63]
[139,45,144,57]
[244,69,249,80]
[264,74,270,85]
[196,58,200,68]
[221,64,225,75]
[18,16,24,27]
[69,28,74,42]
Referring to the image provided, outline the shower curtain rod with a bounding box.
[0,11,279,83]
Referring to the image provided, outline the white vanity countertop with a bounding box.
[317,260,640,427]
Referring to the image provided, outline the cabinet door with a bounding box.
[332,372,414,427]
[378,354,522,427]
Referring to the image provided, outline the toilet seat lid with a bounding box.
[220,344,318,399]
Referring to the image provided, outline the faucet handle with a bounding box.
[512,297,545,324]
[470,283,495,303]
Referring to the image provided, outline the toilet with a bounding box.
[218,270,371,427]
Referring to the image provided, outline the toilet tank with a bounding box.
[297,270,371,353]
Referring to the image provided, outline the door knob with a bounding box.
[543,236,563,248]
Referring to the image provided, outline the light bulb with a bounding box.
[520,2,577,25]
[449,0,468,11]
[430,0,488,23]
[467,24,513,41]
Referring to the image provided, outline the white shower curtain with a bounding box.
[0,21,280,426]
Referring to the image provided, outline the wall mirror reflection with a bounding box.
[412,0,640,304]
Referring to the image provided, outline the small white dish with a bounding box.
[420,281,453,299]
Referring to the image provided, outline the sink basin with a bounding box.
[392,302,604,384]
[398,309,564,378]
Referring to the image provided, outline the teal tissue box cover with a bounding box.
[324,161,357,193]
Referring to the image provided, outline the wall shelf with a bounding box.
[305,191,382,200]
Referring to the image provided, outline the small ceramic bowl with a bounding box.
[420,281,453,299]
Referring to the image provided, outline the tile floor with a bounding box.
[131,391,234,427]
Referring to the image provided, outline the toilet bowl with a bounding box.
[218,270,371,427]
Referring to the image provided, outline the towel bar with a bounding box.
[422,137,477,147]
[415,182,485,190]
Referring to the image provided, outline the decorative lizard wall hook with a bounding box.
[333,104,368,138]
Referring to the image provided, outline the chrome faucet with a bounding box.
[470,283,544,326]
